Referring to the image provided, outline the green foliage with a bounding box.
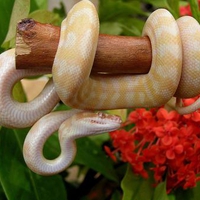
[29,10,61,25]
[189,0,200,22]
[12,82,26,102]
[144,0,180,17]
[175,181,200,200]
[99,0,182,36]
[0,182,6,200]
[75,137,119,182]
[53,2,67,20]
[99,0,147,36]
[0,0,15,53]
[0,0,63,50]
[0,127,67,200]
[121,165,154,200]
[152,182,170,200]
[111,190,122,200]
[2,0,30,49]
[30,0,47,11]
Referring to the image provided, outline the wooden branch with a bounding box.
[16,19,152,74]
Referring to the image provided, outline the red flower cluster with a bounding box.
[180,1,200,16]
[105,98,200,192]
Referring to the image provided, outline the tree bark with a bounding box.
[16,19,152,74]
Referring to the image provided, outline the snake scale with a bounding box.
[0,0,200,175]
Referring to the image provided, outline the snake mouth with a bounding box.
[87,112,122,131]
[73,111,122,132]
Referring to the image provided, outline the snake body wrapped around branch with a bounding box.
[52,0,200,114]
[1,0,200,175]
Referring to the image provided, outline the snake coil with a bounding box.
[52,0,200,115]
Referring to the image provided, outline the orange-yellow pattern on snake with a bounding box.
[53,2,182,110]
[174,16,200,114]
[175,16,200,98]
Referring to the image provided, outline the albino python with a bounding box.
[52,0,200,114]
[0,49,59,128]
[23,110,121,175]
[1,0,200,175]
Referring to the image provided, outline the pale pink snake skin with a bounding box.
[0,0,200,175]
[23,110,122,175]
[0,48,59,128]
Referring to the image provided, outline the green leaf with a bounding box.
[189,0,200,22]
[100,22,123,35]
[100,20,143,36]
[0,182,6,200]
[2,0,30,48]
[117,17,144,36]
[30,0,47,12]
[144,0,180,18]
[99,0,148,36]
[43,132,61,160]
[0,127,67,200]
[99,0,148,22]
[13,81,26,102]
[167,0,180,18]
[54,104,71,112]
[121,164,154,200]
[29,10,62,26]
[34,0,47,10]
[89,133,110,146]
[152,182,170,200]
[143,0,169,8]
[53,2,66,20]
[168,194,176,200]
[175,188,193,200]
[0,0,15,52]
[175,181,200,200]
[192,181,200,200]
[111,190,122,200]
[74,137,119,183]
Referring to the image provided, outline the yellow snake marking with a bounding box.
[53,4,182,110]
[174,16,200,114]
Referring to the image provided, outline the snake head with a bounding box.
[70,111,122,136]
